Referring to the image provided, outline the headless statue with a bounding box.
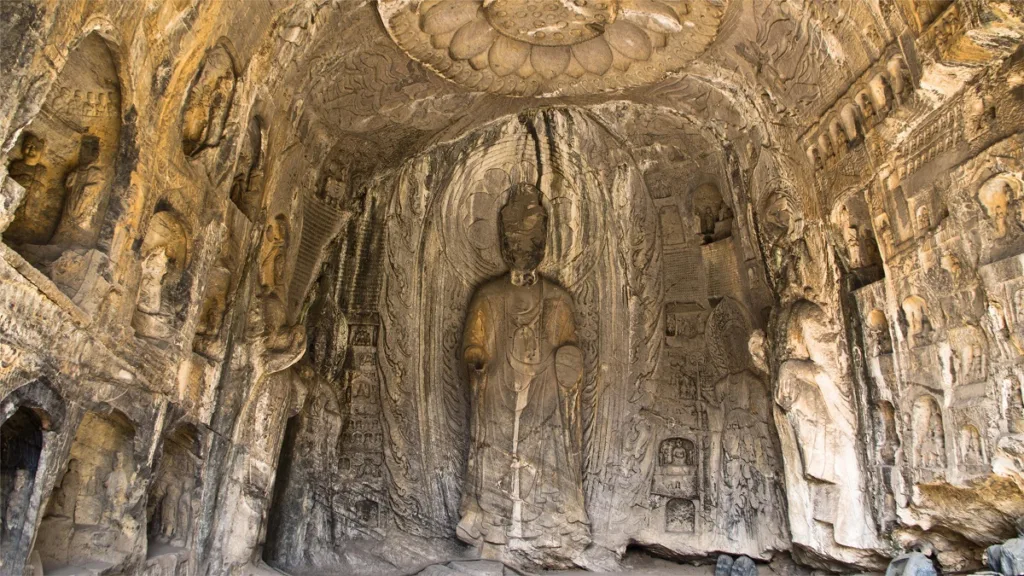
[458,184,590,568]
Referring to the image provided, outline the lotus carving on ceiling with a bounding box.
[379,0,728,97]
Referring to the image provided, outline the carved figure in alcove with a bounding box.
[5,133,51,245]
[7,133,48,207]
[182,46,236,157]
[902,295,933,346]
[254,214,306,372]
[978,175,1018,239]
[960,425,984,466]
[867,310,893,356]
[939,251,962,284]
[912,395,945,470]
[693,183,733,245]
[916,205,932,236]
[986,299,1018,359]
[834,205,866,268]
[230,116,264,219]
[458,184,589,568]
[949,327,987,386]
[876,214,895,256]
[51,135,104,247]
[133,212,188,341]
[195,266,230,338]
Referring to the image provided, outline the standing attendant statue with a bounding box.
[458,184,590,568]
[52,135,104,247]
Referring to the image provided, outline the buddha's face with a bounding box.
[21,134,44,166]
[499,185,548,273]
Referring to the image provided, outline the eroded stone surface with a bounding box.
[0,1,1023,576]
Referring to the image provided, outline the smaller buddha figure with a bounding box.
[8,132,48,195]
[182,47,235,156]
[978,175,1013,239]
[133,242,174,340]
[254,214,306,372]
[133,212,187,341]
[837,206,863,268]
[5,132,50,245]
[52,135,105,248]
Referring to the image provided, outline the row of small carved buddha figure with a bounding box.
[805,54,912,168]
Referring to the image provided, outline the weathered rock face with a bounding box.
[1,1,1023,575]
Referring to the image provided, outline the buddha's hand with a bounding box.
[555,345,584,388]
[464,346,487,372]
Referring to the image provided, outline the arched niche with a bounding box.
[4,32,122,258]
[911,395,946,472]
[193,205,249,360]
[34,410,137,572]
[133,210,190,342]
[691,182,733,245]
[146,423,202,554]
[866,309,893,355]
[1,408,45,565]
[181,43,236,157]
[229,115,267,221]
[901,294,933,347]
[830,193,883,282]
[0,378,67,576]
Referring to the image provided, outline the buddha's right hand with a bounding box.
[464,345,487,372]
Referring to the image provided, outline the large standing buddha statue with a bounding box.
[457,183,591,568]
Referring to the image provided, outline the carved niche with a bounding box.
[133,211,190,342]
[4,33,121,269]
[831,194,882,280]
[379,0,728,96]
[911,394,947,474]
[652,437,697,499]
[181,45,236,157]
[193,205,250,359]
[229,116,265,220]
[251,214,306,374]
[692,182,733,245]
[378,111,661,557]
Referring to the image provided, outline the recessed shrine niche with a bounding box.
[831,193,883,287]
[181,44,236,158]
[229,116,266,221]
[133,210,190,343]
[1,408,45,566]
[34,411,138,573]
[2,32,122,304]
[316,107,790,572]
[146,424,202,549]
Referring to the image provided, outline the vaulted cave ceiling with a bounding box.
[2,1,1024,576]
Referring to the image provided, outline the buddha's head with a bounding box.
[20,132,45,166]
[78,135,101,166]
[498,183,548,275]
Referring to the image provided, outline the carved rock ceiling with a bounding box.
[289,0,772,164]
[3,0,1024,576]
